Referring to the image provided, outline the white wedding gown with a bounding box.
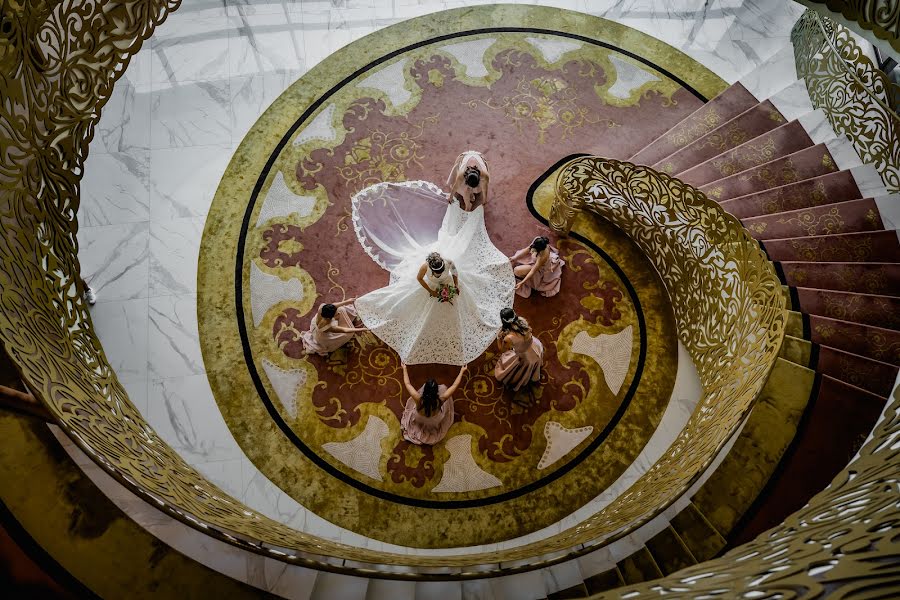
[352,180,515,365]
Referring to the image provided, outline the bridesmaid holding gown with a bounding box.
[400,363,467,446]
[510,236,565,298]
[301,299,368,355]
[494,308,543,391]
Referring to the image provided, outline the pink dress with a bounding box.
[401,384,455,445]
[495,332,544,391]
[300,304,359,355]
[513,246,565,298]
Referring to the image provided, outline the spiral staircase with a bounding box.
[1,3,898,599]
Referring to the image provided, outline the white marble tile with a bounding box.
[461,579,498,600]
[150,15,231,84]
[874,194,900,230]
[230,70,302,142]
[241,458,307,523]
[365,579,416,600]
[310,571,370,600]
[226,0,304,17]
[489,571,545,600]
[738,43,798,100]
[89,298,149,383]
[416,581,464,600]
[122,378,151,415]
[148,294,205,378]
[826,136,863,170]
[770,79,815,121]
[196,457,245,498]
[150,80,232,149]
[228,12,305,78]
[92,81,152,152]
[150,217,204,296]
[147,374,243,463]
[269,562,320,599]
[79,150,151,226]
[851,164,890,198]
[149,143,233,220]
[799,109,838,145]
[77,221,150,302]
[300,9,378,69]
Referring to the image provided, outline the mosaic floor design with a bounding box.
[198,6,726,548]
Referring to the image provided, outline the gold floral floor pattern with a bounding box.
[198,5,726,548]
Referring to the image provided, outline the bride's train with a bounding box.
[352,181,514,365]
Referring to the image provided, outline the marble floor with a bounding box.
[75,0,808,553]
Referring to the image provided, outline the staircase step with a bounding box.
[727,374,887,546]
[738,44,798,101]
[874,194,900,230]
[617,547,663,585]
[761,230,900,263]
[779,334,813,367]
[583,568,625,594]
[311,573,368,600]
[743,198,883,240]
[786,310,806,338]
[691,358,816,536]
[644,527,696,575]
[654,101,789,175]
[415,581,462,600]
[794,288,900,330]
[543,562,585,599]
[701,144,842,201]
[809,315,900,364]
[366,579,415,600]
[629,82,759,166]
[768,79,815,121]
[548,582,590,599]
[680,120,818,187]
[777,261,900,296]
[815,344,900,397]
[669,502,728,561]
[719,171,865,219]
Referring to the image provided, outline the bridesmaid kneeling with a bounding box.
[510,236,565,298]
[400,363,467,445]
[301,299,368,356]
[494,308,543,391]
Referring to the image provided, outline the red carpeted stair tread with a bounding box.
[630,83,759,166]
[777,261,900,296]
[719,171,864,219]
[653,101,789,175]
[726,374,887,547]
[700,144,841,201]
[809,314,900,364]
[814,344,899,397]
[761,230,900,263]
[794,287,900,330]
[742,198,883,240]
[679,120,816,187]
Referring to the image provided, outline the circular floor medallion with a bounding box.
[199,5,725,547]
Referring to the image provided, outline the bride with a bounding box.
[352,151,515,365]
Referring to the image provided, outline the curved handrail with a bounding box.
[792,9,900,192]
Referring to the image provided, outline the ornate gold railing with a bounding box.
[792,9,900,192]
[2,1,894,592]
[802,0,900,53]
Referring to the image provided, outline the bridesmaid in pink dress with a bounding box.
[446,150,490,212]
[400,363,467,445]
[301,299,368,355]
[494,308,544,391]
[510,236,565,298]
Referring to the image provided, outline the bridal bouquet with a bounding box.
[435,283,459,304]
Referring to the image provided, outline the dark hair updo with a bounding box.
[421,379,440,417]
[321,303,337,319]
[530,236,550,253]
[500,307,530,335]
[427,251,445,274]
[464,165,481,188]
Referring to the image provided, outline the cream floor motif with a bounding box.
[322,416,389,482]
[538,422,594,470]
[431,434,503,493]
[261,358,305,419]
[571,325,633,395]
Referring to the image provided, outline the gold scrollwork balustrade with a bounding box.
[792,9,900,193]
[803,0,900,53]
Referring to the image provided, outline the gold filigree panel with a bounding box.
[792,9,900,192]
[804,0,900,53]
